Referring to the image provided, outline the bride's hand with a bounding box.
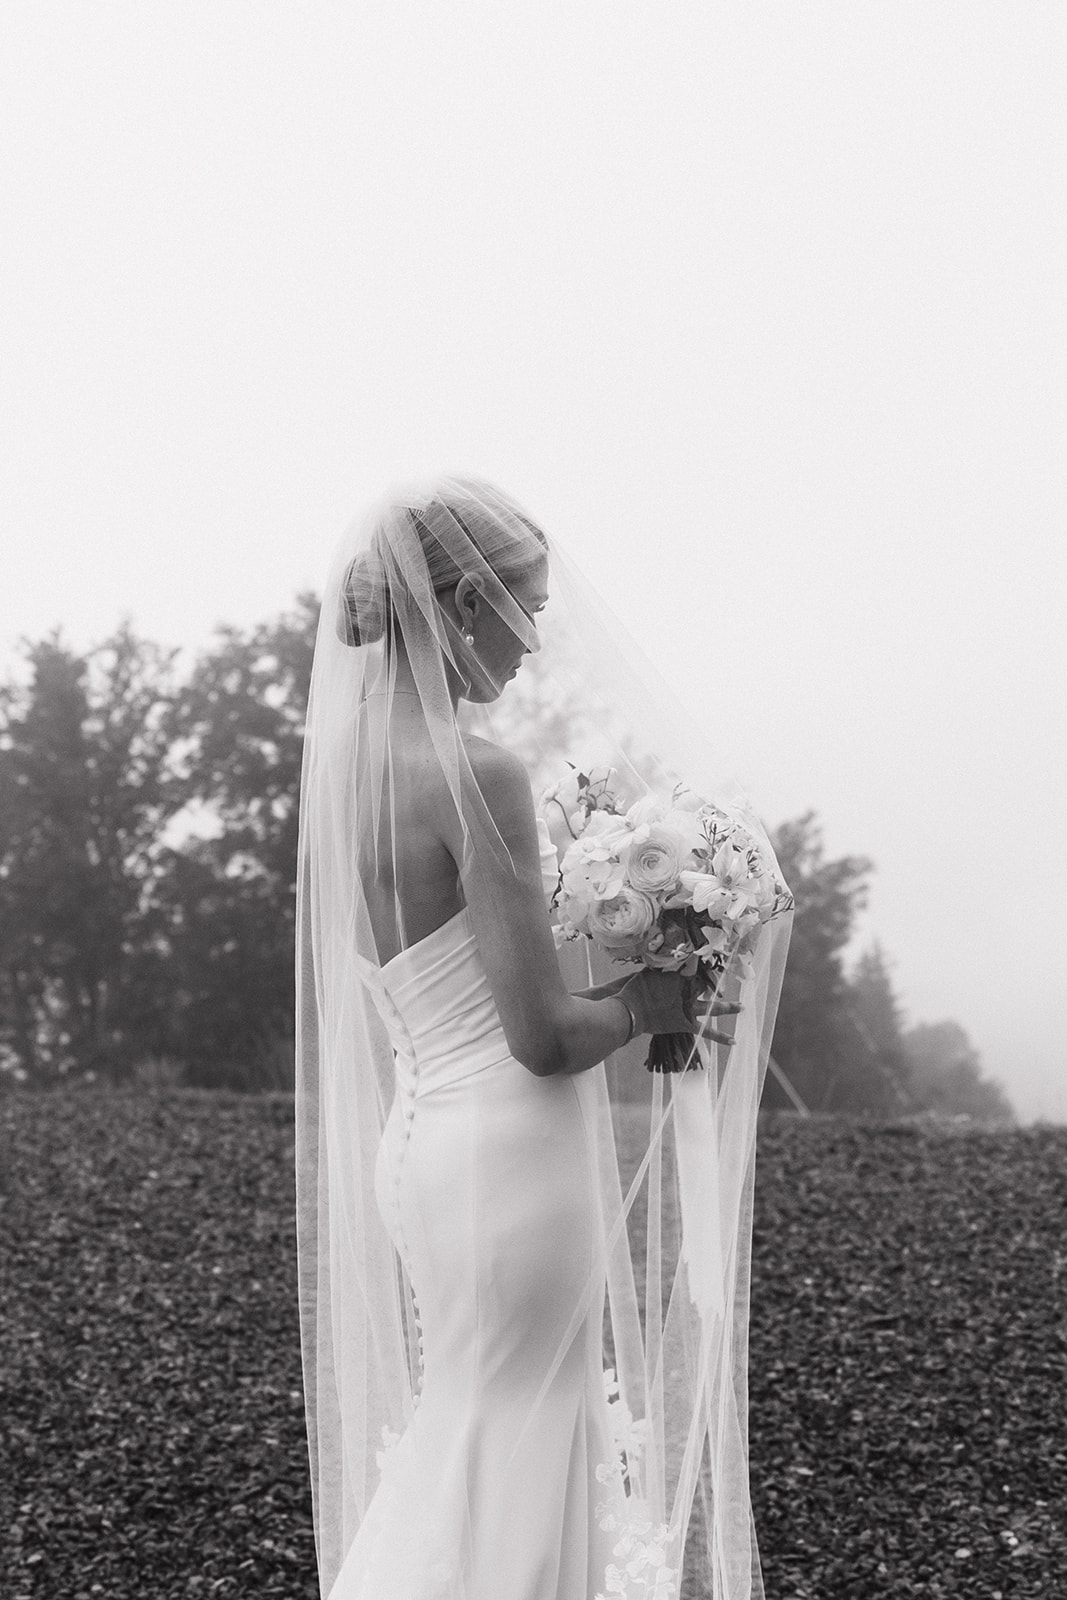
[618,970,741,1045]
[574,972,638,1003]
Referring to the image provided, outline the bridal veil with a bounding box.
[295,477,790,1599]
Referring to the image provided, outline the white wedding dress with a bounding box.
[328,830,628,1600]
[299,481,782,1600]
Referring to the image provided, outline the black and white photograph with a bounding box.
[2,5,1064,1598]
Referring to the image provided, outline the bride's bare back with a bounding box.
[357,702,471,965]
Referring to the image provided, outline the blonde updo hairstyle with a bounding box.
[339,478,547,649]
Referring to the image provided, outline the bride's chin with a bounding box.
[463,667,511,704]
[466,684,506,705]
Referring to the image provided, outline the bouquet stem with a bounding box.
[645,973,706,1073]
[645,1031,704,1074]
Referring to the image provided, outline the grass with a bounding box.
[1,1091,1064,1599]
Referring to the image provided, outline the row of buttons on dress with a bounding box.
[392,1057,426,1408]
[372,979,428,1411]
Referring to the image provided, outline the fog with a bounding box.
[2,3,1064,1117]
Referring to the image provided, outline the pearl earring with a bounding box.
[463,627,475,646]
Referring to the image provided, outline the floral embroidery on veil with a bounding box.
[595,1370,679,1600]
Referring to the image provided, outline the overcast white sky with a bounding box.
[2,3,1065,1118]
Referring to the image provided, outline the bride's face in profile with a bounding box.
[455,555,549,704]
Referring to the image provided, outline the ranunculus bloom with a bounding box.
[586,886,657,948]
[626,825,688,895]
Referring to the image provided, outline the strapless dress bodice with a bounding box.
[379,907,513,1096]
[375,814,559,1098]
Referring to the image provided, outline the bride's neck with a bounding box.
[381,644,464,713]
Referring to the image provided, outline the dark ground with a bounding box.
[1,1093,1064,1600]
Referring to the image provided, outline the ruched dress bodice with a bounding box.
[379,906,511,1096]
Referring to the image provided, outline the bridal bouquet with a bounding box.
[538,765,793,1072]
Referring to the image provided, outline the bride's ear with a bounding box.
[453,575,485,634]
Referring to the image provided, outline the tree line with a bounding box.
[0,603,1011,1119]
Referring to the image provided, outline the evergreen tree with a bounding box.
[903,1019,1014,1123]
[845,943,911,1114]
[764,813,873,1112]
[161,595,318,1086]
[0,627,178,1083]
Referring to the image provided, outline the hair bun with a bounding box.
[338,548,389,646]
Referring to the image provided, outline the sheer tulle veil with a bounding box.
[295,477,791,1598]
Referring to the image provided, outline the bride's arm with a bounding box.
[571,975,634,1002]
[454,742,688,1077]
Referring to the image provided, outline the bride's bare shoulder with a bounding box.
[460,732,537,844]
[463,733,529,786]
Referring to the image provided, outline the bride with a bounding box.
[296,479,790,1600]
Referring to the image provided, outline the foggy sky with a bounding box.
[2,2,1065,1118]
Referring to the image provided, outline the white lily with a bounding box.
[678,870,732,919]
